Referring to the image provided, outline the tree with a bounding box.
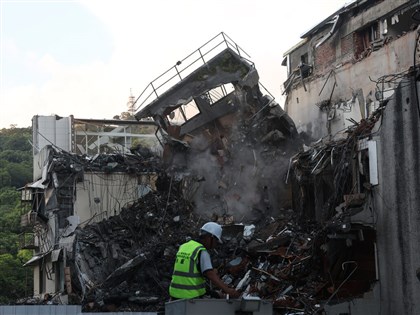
[0,251,32,304]
[0,127,33,303]
[0,169,11,188]
[7,163,32,188]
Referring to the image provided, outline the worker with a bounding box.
[169,222,240,299]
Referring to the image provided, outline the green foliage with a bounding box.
[7,163,32,188]
[0,127,33,303]
[0,128,32,190]
[0,187,19,212]
[0,188,22,250]
[0,252,33,304]
[0,170,11,188]
[0,127,32,152]
[0,233,19,255]
[0,150,31,164]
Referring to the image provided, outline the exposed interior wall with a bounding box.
[74,173,140,224]
[285,30,416,141]
[32,116,72,156]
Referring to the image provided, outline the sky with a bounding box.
[0,0,347,129]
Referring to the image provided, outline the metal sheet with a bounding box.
[368,140,378,185]
[28,179,46,189]
[165,298,273,315]
[51,249,62,262]
[23,251,51,267]
[0,305,156,315]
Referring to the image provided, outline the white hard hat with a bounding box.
[200,222,223,243]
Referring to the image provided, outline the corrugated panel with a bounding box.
[0,305,80,315]
[84,313,157,315]
[0,306,157,315]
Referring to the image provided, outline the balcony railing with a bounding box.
[20,211,39,227]
[19,232,38,250]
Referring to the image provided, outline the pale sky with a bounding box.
[0,0,346,128]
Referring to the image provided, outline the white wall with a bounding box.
[74,172,140,224]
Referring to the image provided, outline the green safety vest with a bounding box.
[169,240,207,299]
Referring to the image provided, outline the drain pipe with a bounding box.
[315,14,340,48]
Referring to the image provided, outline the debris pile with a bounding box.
[18,33,385,314]
[68,172,370,314]
[68,113,378,313]
[67,35,376,313]
[134,39,302,223]
[217,216,327,313]
[46,145,162,174]
[72,176,203,312]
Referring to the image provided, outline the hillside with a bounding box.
[0,127,33,303]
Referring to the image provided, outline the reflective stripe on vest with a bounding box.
[169,240,206,299]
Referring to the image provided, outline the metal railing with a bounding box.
[133,32,253,113]
[19,232,38,250]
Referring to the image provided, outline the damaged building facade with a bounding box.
[134,32,300,222]
[17,4,420,312]
[20,115,159,300]
[283,0,420,314]
[19,34,306,314]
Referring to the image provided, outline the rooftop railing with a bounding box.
[133,32,253,112]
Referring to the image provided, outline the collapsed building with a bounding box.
[133,32,300,222]
[282,0,420,314]
[19,34,304,313]
[19,115,160,301]
[18,0,420,313]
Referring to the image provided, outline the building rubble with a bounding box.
[21,32,381,313]
[70,120,378,313]
[18,2,420,314]
[71,182,324,313]
[61,34,381,314]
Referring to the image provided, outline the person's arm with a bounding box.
[199,250,240,298]
[204,269,240,298]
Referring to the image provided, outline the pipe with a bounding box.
[315,15,340,49]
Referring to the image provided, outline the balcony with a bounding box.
[20,211,39,227]
[19,232,38,250]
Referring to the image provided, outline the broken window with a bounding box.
[301,53,308,65]
[73,120,157,155]
[32,189,46,219]
[166,99,201,125]
[386,6,419,38]
[354,22,380,59]
[370,22,380,42]
[299,53,312,79]
[207,84,235,106]
[324,226,377,298]
[353,4,419,60]
[357,138,378,187]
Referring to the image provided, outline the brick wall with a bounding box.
[314,42,336,73]
[341,33,354,62]
[354,31,367,59]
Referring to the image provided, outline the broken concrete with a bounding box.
[23,29,413,314]
[63,34,380,314]
[135,33,301,224]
